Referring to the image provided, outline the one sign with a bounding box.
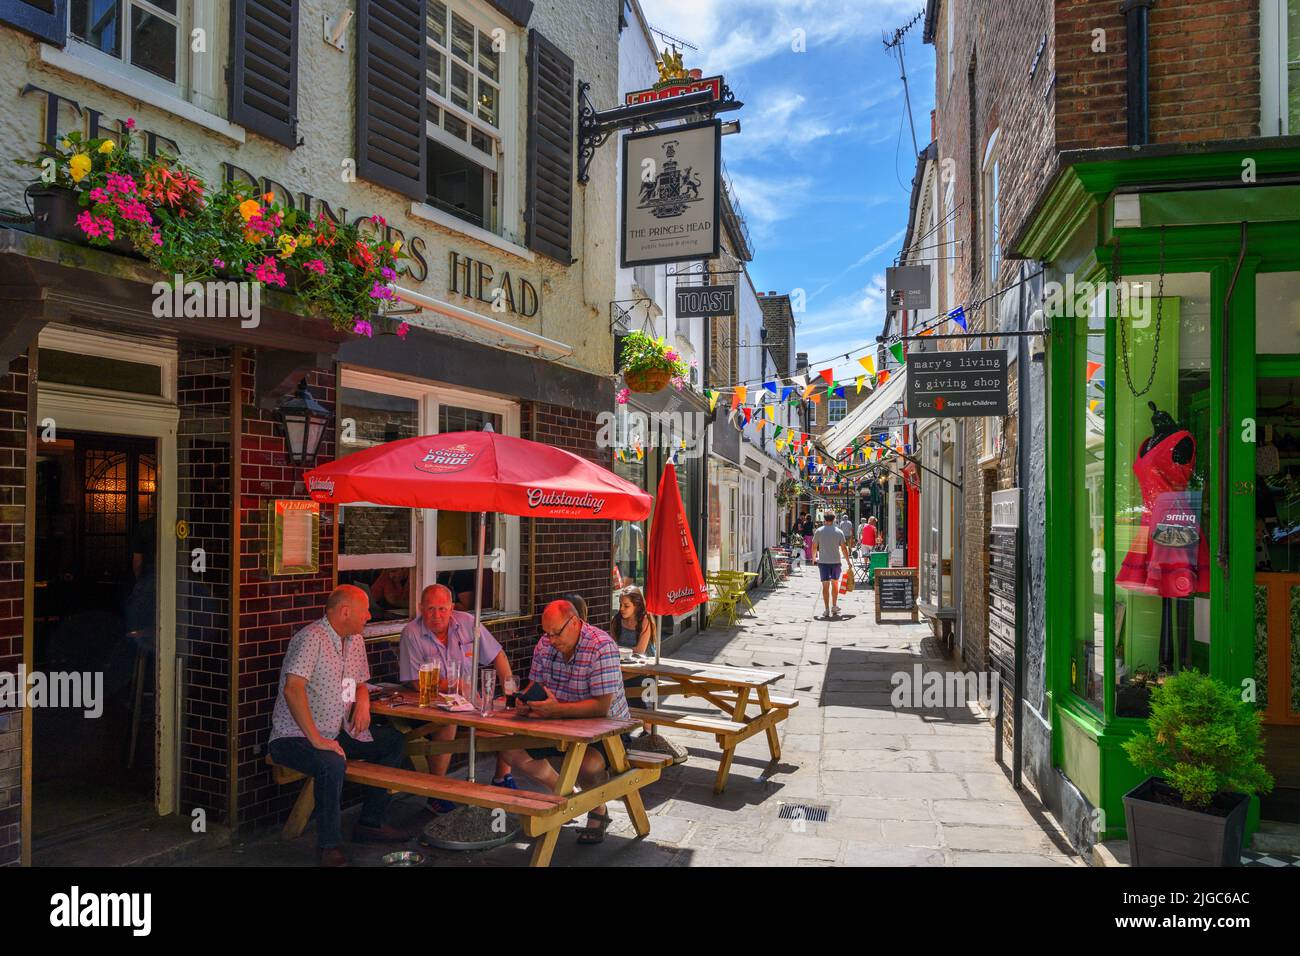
[622,120,721,268]
[675,284,735,317]
[886,265,931,310]
[906,348,1009,418]
[625,75,725,106]
[270,500,320,576]
[991,488,1019,529]
[875,567,918,624]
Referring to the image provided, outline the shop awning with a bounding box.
[822,368,907,457]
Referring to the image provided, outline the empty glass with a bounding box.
[480,670,496,716]
[446,660,461,700]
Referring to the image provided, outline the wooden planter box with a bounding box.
[1123,776,1249,867]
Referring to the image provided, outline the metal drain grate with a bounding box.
[778,803,830,823]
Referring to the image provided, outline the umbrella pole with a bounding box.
[468,510,487,784]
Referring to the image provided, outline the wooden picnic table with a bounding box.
[370,693,661,866]
[620,656,797,793]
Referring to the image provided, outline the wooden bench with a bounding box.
[625,750,673,770]
[630,710,748,736]
[267,755,567,841]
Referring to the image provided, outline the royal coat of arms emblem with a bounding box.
[637,139,705,220]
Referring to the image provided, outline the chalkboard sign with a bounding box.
[875,567,918,623]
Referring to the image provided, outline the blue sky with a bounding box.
[640,0,936,382]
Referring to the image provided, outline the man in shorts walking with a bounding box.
[813,511,852,619]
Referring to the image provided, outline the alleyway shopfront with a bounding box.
[1020,141,1300,837]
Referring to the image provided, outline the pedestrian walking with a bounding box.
[813,512,852,619]
[798,510,815,564]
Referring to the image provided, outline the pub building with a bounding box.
[0,0,624,865]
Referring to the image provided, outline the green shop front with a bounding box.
[1019,140,1300,839]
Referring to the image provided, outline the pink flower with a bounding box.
[106,172,137,195]
[212,258,226,269]
[615,388,630,405]
[381,266,397,281]
[670,376,685,391]
[150,228,162,246]
[245,256,288,288]
[370,214,387,227]
[352,318,374,337]
[368,281,395,301]
[123,117,136,130]
[304,258,327,276]
[665,349,679,362]
[115,197,152,224]
[395,322,410,340]
[75,210,114,240]
[89,187,112,204]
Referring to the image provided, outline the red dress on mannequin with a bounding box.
[1116,429,1210,598]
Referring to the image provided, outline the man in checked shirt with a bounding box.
[501,599,632,846]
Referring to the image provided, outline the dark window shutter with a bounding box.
[485,0,532,26]
[355,0,427,201]
[0,0,66,45]
[228,0,299,148]
[525,30,574,264]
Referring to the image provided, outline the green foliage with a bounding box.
[1122,669,1274,811]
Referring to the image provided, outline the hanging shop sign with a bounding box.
[621,120,721,268]
[907,349,1009,418]
[885,265,931,311]
[875,567,918,624]
[675,284,735,317]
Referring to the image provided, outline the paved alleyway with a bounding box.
[195,566,1082,867]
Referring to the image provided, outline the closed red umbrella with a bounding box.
[645,462,708,618]
[305,429,651,787]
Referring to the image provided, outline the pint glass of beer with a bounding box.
[418,663,435,707]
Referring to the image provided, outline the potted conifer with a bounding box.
[1121,669,1273,867]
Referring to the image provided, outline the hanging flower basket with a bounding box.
[624,366,672,393]
[617,330,693,396]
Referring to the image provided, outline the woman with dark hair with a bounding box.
[612,587,687,764]
[610,586,655,656]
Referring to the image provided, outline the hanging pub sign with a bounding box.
[621,119,721,268]
[626,74,726,106]
[886,265,931,311]
[675,284,735,317]
[907,348,1009,418]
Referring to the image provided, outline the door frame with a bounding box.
[33,367,179,821]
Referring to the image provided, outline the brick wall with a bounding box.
[236,355,338,830]
[176,347,233,819]
[0,352,28,866]
[1055,0,1261,151]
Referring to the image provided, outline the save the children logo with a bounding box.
[415,443,477,474]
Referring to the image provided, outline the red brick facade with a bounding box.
[0,353,28,866]
[1055,0,1261,151]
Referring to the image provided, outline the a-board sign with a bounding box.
[875,567,918,624]
[906,349,1009,418]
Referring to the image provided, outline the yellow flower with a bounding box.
[391,239,403,254]
[97,140,115,154]
[60,139,71,149]
[277,235,298,257]
[68,153,92,183]
[297,234,313,248]
[238,199,262,222]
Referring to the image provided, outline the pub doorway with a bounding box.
[27,327,180,862]
[32,432,159,845]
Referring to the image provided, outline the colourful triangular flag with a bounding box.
[780,386,794,404]
[889,342,905,366]
[763,381,777,395]
[764,405,775,422]
[818,368,834,385]
[731,386,747,410]
[856,375,865,394]
[949,306,967,331]
[859,356,875,376]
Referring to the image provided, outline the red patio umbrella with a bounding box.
[305,429,651,784]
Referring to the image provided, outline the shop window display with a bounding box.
[1112,272,1212,717]
[1074,291,1106,711]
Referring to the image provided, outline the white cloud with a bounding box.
[809,228,905,300]
[794,273,888,368]
[641,0,922,74]
[723,169,814,243]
